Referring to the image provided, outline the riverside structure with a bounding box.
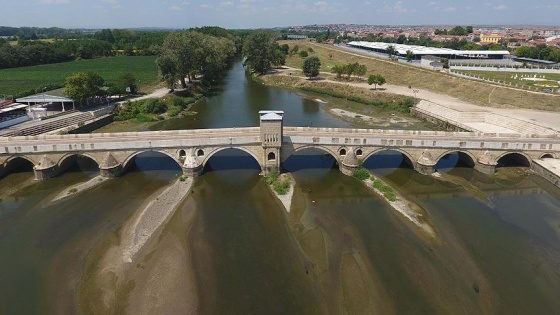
[1,111,559,185]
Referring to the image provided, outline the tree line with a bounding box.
[515,44,560,62]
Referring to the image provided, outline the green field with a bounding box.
[0,56,160,96]
[459,70,560,90]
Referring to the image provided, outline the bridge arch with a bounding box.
[283,145,339,162]
[540,153,555,159]
[434,150,477,168]
[1,156,36,178]
[58,153,100,170]
[4,155,36,167]
[201,147,263,169]
[122,150,182,171]
[362,148,416,168]
[496,152,532,167]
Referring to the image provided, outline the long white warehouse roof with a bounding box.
[347,41,509,57]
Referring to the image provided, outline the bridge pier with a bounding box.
[416,150,436,175]
[34,155,59,181]
[476,151,497,174]
[99,153,124,178]
[182,153,203,177]
[340,149,360,176]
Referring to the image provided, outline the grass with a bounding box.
[265,171,291,195]
[458,70,560,89]
[0,56,160,96]
[279,40,560,111]
[371,176,397,202]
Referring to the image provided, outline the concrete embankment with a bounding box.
[532,159,560,189]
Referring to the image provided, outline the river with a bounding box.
[1,61,560,314]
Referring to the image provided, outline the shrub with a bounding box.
[299,50,308,58]
[352,167,370,181]
[273,180,290,195]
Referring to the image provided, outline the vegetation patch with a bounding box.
[371,176,397,201]
[265,171,291,195]
[352,167,370,181]
[113,93,202,122]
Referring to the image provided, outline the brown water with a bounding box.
[1,61,560,314]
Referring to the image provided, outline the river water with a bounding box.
[1,61,560,314]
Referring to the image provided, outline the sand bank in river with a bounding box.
[268,173,295,213]
[363,177,436,237]
[51,175,108,202]
[79,177,197,314]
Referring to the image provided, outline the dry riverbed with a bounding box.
[78,177,198,314]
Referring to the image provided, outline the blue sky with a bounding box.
[2,0,559,29]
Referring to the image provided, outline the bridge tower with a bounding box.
[259,110,283,176]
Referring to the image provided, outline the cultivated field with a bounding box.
[0,56,160,96]
[280,40,560,111]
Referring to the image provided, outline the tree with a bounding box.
[406,50,415,62]
[156,54,178,91]
[466,26,473,34]
[63,72,105,106]
[243,30,282,75]
[367,74,386,90]
[114,73,137,95]
[302,56,321,79]
[299,50,308,58]
[386,45,396,59]
[332,64,345,79]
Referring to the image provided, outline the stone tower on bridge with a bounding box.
[259,110,283,175]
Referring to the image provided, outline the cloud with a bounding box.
[170,4,182,11]
[220,1,234,7]
[443,7,456,12]
[40,0,70,4]
[394,1,408,12]
[494,4,508,10]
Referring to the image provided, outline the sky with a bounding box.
[2,0,559,29]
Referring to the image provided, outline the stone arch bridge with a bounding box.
[1,115,559,182]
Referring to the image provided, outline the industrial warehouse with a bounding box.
[347,41,510,60]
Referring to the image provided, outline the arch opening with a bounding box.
[435,151,476,173]
[497,153,531,168]
[268,152,276,161]
[283,147,338,173]
[1,157,35,179]
[356,149,363,156]
[362,149,414,177]
[179,150,186,158]
[203,148,261,173]
[58,154,100,175]
[124,151,182,179]
[197,149,205,157]
[540,153,554,159]
[339,148,347,156]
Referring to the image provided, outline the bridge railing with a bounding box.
[283,127,560,140]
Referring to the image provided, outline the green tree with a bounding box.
[63,72,105,106]
[367,74,386,90]
[243,30,282,75]
[332,64,345,79]
[406,50,415,62]
[302,56,321,79]
[156,54,178,91]
[299,50,308,58]
[114,73,137,95]
[466,26,473,34]
[386,45,396,59]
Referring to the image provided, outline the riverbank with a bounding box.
[77,177,197,314]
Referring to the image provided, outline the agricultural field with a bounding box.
[279,40,560,111]
[0,56,160,96]
[458,70,560,91]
